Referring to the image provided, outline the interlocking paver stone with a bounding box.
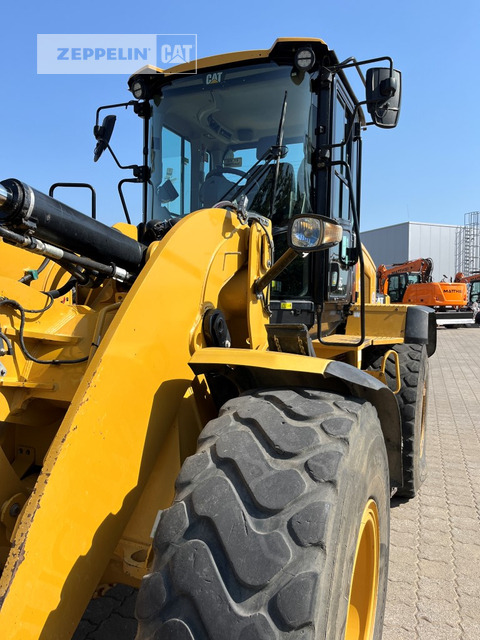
[384,327,480,639]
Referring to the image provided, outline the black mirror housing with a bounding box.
[366,68,402,129]
[93,115,117,162]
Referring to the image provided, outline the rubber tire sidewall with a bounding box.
[135,389,390,640]
[366,343,428,498]
[324,409,390,638]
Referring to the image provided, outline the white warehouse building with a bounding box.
[360,222,459,282]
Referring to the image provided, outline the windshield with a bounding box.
[387,272,422,303]
[147,62,317,228]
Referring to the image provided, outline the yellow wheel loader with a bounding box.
[0,38,436,640]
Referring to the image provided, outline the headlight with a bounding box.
[130,77,148,100]
[288,215,343,252]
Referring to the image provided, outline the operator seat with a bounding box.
[199,170,236,208]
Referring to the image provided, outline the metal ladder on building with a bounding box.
[456,211,480,276]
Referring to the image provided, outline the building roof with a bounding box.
[362,221,460,233]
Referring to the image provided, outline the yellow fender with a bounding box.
[189,347,403,486]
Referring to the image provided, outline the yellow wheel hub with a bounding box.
[345,499,380,640]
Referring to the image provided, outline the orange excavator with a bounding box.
[377,258,477,326]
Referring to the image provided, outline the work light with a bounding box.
[294,47,316,72]
[289,215,342,252]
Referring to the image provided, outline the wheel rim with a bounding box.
[345,499,380,640]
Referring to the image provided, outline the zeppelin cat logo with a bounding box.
[206,72,223,84]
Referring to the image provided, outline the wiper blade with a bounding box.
[220,143,287,204]
[270,91,288,219]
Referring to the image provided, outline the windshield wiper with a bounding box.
[219,91,289,208]
[270,91,288,219]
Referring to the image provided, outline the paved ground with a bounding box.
[384,326,480,640]
[74,327,480,639]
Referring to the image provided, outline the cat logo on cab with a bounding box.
[206,72,223,84]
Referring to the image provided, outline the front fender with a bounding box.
[189,348,403,487]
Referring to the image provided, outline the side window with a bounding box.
[328,231,352,298]
[328,88,356,300]
[331,94,350,220]
[161,128,191,216]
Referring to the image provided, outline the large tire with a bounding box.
[135,388,390,640]
[367,344,428,498]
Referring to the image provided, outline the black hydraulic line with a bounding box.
[0,297,88,365]
[56,260,90,285]
[19,257,50,284]
[0,330,13,355]
[47,277,77,300]
[22,294,54,314]
[0,225,133,283]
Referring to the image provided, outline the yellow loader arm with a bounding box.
[0,208,267,639]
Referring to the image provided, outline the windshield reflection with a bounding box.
[147,62,317,226]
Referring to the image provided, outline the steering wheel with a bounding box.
[204,166,261,196]
[205,166,247,180]
[200,164,265,208]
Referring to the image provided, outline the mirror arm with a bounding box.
[329,56,394,84]
[95,101,138,127]
[105,142,141,173]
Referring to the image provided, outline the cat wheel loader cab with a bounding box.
[0,38,435,640]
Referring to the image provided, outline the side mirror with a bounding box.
[93,115,117,162]
[366,68,402,129]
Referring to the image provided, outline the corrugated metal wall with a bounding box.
[361,222,459,281]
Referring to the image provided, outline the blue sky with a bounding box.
[1,1,479,231]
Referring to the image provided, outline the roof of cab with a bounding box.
[129,37,329,81]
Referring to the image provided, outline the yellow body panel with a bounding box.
[0,240,72,299]
[189,345,330,376]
